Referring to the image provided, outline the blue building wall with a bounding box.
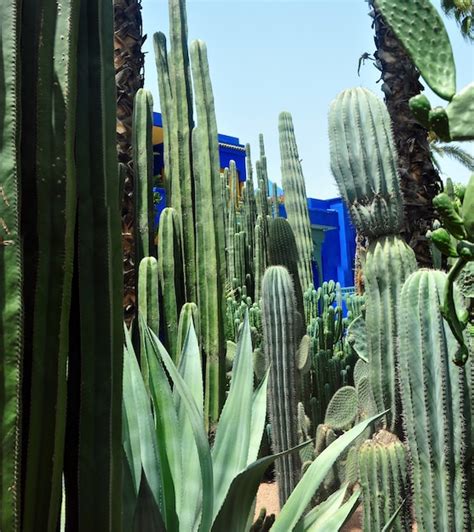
[278,198,355,288]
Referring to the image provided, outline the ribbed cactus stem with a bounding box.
[254,216,266,302]
[329,87,417,432]
[138,256,159,388]
[23,0,78,527]
[279,111,314,294]
[399,270,470,531]
[262,266,301,506]
[328,88,404,238]
[0,3,22,529]
[364,235,416,431]
[272,181,279,218]
[245,143,257,243]
[138,257,159,336]
[191,39,225,424]
[268,217,304,320]
[133,88,155,265]
[153,0,196,303]
[158,208,185,363]
[359,431,409,532]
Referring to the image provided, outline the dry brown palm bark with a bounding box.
[114,0,145,321]
[367,1,443,267]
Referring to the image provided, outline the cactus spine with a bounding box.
[191,39,226,424]
[262,266,301,506]
[329,88,417,432]
[279,112,314,294]
[359,431,409,532]
[399,270,471,531]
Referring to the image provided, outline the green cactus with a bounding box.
[261,266,301,505]
[329,88,417,432]
[375,0,474,141]
[158,208,185,363]
[399,270,471,531]
[359,431,410,532]
[133,89,155,265]
[153,0,196,303]
[138,257,159,385]
[0,3,24,528]
[254,216,266,302]
[279,111,314,294]
[329,88,405,239]
[191,39,226,424]
[375,0,456,100]
[268,217,304,319]
[324,386,359,431]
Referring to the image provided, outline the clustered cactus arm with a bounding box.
[329,87,417,432]
[153,0,196,303]
[191,39,226,425]
[399,270,471,531]
[262,266,301,506]
[279,111,314,294]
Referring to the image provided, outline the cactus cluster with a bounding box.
[329,84,473,530]
[0,1,123,529]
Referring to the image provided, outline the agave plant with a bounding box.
[122,312,383,531]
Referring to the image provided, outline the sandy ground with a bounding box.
[254,481,363,530]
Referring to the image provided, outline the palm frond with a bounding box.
[430,142,474,172]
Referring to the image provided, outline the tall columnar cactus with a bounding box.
[1,2,122,529]
[254,216,266,302]
[190,39,226,424]
[153,0,196,303]
[268,218,304,321]
[329,88,417,432]
[262,266,301,506]
[358,431,410,532]
[133,88,155,265]
[1,2,23,529]
[158,207,185,363]
[138,257,159,336]
[399,270,471,531]
[279,111,314,295]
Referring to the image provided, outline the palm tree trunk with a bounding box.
[368,2,443,267]
[114,0,145,322]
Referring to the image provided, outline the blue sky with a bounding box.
[141,0,474,199]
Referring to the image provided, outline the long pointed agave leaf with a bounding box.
[212,441,313,532]
[247,370,270,466]
[294,485,348,531]
[140,316,180,531]
[123,330,163,516]
[144,325,214,532]
[305,489,360,531]
[175,320,204,531]
[211,315,255,519]
[122,330,145,496]
[272,412,386,531]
